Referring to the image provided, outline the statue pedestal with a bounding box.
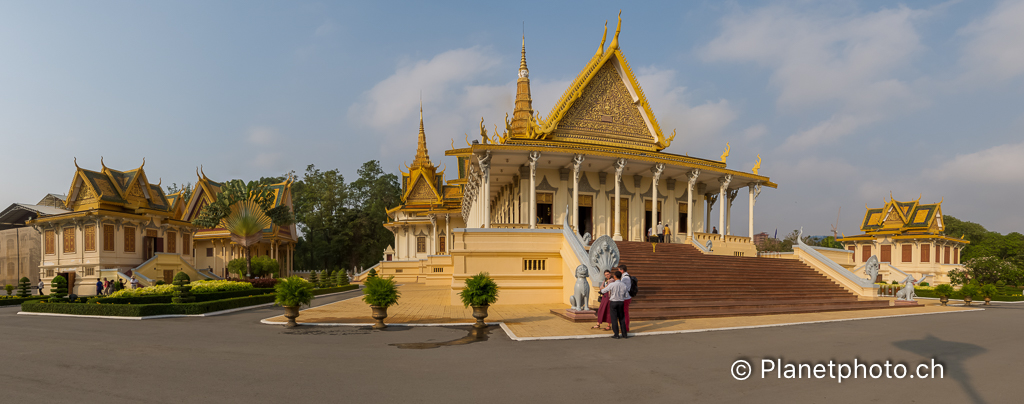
[550,309,597,323]
[893,300,921,307]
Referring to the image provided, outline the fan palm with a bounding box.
[193,180,294,278]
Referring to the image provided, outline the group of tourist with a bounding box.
[592,265,635,339]
[646,221,671,243]
[94,276,139,296]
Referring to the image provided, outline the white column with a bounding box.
[613,159,626,241]
[528,152,540,229]
[748,182,760,238]
[394,227,399,257]
[444,213,450,254]
[479,151,492,229]
[718,175,731,241]
[686,170,699,242]
[651,163,665,235]
[726,190,737,236]
[429,214,437,254]
[571,154,584,232]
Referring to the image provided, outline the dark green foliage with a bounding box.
[919,282,929,286]
[309,271,319,286]
[291,161,401,273]
[980,284,999,299]
[891,280,899,285]
[274,276,314,307]
[21,295,278,317]
[172,272,194,303]
[818,236,844,249]
[49,275,68,302]
[362,276,400,308]
[336,270,349,286]
[996,280,1006,287]
[368,268,378,278]
[192,179,295,229]
[933,284,954,298]
[458,272,500,307]
[312,285,358,296]
[17,277,31,297]
[0,296,46,307]
[155,280,166,286]
[4,284,13,296]
[227,257,279,278]
[959,284,979,300]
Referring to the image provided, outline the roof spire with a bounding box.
[608,11,622,51]
[597,20,608,56]
[510,30,535,139]
[410,98,433,170]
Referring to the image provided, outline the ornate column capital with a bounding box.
[748,182,762,200]
[687,169,700,188]
[651,163,665,182]
[718,174,732,190]
[613,158,627,182]
[528,151,540,178]
[572,154,585,183]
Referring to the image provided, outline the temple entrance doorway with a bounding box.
[644,200,662,242]
[143,237,164,261]
[577,195,593,237]
[536,192,553,224]
[59,271,75,295]
[609,197,629,241]
[677,203,688,237]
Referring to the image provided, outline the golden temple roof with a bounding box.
[857,195,953,237]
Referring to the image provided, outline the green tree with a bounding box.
[193,180,294,278]
[292,164,350,273]
[166,182,193,204]
[347,160,402,270]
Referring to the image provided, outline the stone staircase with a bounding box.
[616,241,892,320]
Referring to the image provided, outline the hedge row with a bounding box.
[312,285,359,296]
[21,294,278,317]
[913,288,1024,301]
[86,288,276,305]
[0,297,47,307]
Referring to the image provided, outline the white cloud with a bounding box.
[958,0,1024,82]
[701,4,928,149]
[247,126,277,146]
[635,67,737,152]
[931,141,1024,184]
[743,124,767,141]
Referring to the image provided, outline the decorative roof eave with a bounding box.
[891,234,970,244]
[445,142,777,188]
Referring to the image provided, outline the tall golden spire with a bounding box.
[510,35,534,139]
[411,100,433,170]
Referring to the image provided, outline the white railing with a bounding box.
[562,205,591,268]
[793,227,876,293]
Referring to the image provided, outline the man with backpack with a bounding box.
[619,265,636,335]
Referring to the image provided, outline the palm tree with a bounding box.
[193,180,294,278]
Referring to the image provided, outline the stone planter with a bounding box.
[964,296,972,306]
[984,297,991,306]
[471,305,489,329]
[371,305,388,329]
[284,306,300,328]
[939,296,948,306]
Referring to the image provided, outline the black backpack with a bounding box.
[628,275,638,298]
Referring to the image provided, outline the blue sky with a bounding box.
[2,1,1023,236]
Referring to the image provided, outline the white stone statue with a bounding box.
[568,265,591,311]
[588,235,619,287]
[865,256,880,283]
[582,232,592,245]
[896,273,930,301]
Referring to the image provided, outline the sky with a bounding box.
[2,0,1023,236]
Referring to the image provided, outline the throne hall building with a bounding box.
[376,17,777,305]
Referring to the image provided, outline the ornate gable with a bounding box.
[404,174,441,203]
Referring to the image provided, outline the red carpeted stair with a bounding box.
[615,241,891,320]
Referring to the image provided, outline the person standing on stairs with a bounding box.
[656,221,665,243]
[662,222,671,243]
[620,265,632,335]
[600,270,630,339]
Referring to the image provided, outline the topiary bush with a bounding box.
[17,277,31,297]
[459,272,500,307]
[155,280,166,286]
[49,275,68,302]
[172,272,195,303]
[336,270,349,286]
[368,268,378,278]
[4,284,13,296]
[309,271,319,287]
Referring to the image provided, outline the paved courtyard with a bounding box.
[1,288,1019,404]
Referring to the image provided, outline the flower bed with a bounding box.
[105,280,254,299]
[87,288,275,305]
[21,294,277,317]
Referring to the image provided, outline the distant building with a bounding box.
[753,232,769,247]
[0,195,70,288]
[839,196,968,284]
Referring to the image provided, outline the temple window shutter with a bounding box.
[880,245,891,262]
[861,245,871,262]
[902,245,912,263]
[920,244,930,263]
[944,246,950,264]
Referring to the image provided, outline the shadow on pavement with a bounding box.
[893,334,987,404]
[389,325,499,349]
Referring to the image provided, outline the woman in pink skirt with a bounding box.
[592,270,613,330]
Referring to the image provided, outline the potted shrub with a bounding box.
[4,284,13,296]
[959,284,978,306]
[980,284,998,306]
[934,284,954,306]
[459,272,500,328]
[362,276,400,329]
[275,276,314,328]
[172,272,195,303]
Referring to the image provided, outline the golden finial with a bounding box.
[608,11,622,51]
[961,234,965,239]
[479,117,490,144]
[596,20,608,56]
[100,156,107,170]
[200,165,207,180]
[666,129,677,146]
[140,157,145,168]
[720,142,730,163]
[752,154,761,175]
[451,138,455,149]
[196,167,200,179]
[74,157,80,170]
[157,178,162,188]
[464,133,472,147]
[520,35,528,71]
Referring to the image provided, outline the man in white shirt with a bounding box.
[620,265,632,334]
[600,270,630,339]
[656,221,665,243]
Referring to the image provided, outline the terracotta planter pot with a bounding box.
[964,296,972,306]
[371,305,388,329]
[939,296,948,306]
[984,297,991,305]
[471,305,489,329]
[284,306,300,328]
